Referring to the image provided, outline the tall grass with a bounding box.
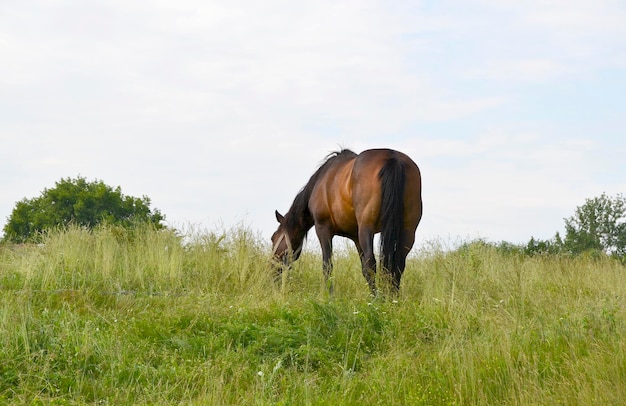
[1,225,625,404]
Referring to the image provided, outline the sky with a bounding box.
[1,0,625,249]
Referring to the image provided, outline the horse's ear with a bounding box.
[275,210,285,223]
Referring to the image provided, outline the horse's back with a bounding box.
[351,149,422,231]
[309,148,422,236]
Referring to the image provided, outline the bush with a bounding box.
[2,176,165,243]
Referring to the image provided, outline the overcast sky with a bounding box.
[1,0,625,248]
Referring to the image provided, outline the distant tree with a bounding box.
[563,193,626,258]
[494,240,524,256]
[2,176,165,243]
[524,233,563,256]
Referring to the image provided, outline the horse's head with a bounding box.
[271,210,303,270]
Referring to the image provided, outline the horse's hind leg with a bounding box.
[391,228,416,293]
[357,228,377,294]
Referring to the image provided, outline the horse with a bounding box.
[271,148,422,295]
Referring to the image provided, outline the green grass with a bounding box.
[1,225,626,405]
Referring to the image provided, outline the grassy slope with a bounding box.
[1,226,625,405]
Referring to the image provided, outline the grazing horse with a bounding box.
[271,148,422,294]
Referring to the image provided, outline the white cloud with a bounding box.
[470,58,570,82]
[401,129,608,242]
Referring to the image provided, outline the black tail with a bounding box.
[379,157,406,289]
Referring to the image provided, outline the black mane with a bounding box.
[284,149,357,234]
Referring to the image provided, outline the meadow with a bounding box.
[1,225,626,405]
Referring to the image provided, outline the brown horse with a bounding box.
[271,148,422,294]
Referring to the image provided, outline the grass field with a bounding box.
[1,225,626,405]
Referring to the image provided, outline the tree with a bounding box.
[523,233,563,256]
[2,176,165,243]
[563,193,626,257]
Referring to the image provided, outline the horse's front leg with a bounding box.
[315,224,334,294]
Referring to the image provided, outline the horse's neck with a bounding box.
[286,211,313,245]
